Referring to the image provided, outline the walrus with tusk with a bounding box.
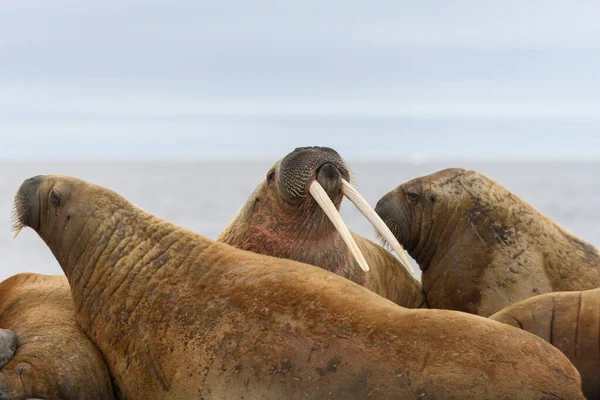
[375,168,600,317]
[6,174,587,399]
[218,146,424,308]
[0,272,114,400]
[490,287,600,399]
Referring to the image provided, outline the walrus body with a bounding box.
[218,147,424,308]
[491,287,600,399]
[7,174,587,399]
[0,273,114,400]
[375,168,600,316]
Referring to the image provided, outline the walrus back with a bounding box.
[79,219,584,399]
[490,287,600,399]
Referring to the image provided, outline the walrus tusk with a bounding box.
[12,226,23,240]
[341,179,415,276]
[309,181,370,272]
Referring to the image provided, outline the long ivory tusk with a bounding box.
[341,179,415,276]
[309,181,370,272]
[12,227,23,240]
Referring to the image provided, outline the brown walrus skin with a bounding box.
[9,174,586,399]
[0,273,115,400]
[375,168,600,317]
[218,146,424,308]
[491,287,600,400]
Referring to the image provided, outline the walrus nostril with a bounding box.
[317,163,340,182]
[316,163,342,201]
[375,194,394,216]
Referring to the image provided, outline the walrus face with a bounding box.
[221,146,414,274]
[375,179,427,254]
[375,168,469,269]
[12,175,133,271]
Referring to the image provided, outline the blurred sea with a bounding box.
[1,160,599,282]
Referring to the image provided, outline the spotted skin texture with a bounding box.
[218,147,424,309]
[0,273,114,400]
[10,174,587,399]
[376,168,600,317]
[491,287,600,399]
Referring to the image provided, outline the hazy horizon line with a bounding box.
[1,155,598,163]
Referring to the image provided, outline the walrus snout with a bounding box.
[278,146,349,203]
[316,163,342,202]
[375,190,411,246]
[12,175,44,235]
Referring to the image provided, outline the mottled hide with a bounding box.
[376,168,600,316]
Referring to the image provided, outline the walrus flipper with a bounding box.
[0,329,17,369]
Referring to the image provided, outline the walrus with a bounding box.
[0,273,114,400]
[375,167,600,317]
[218,146,424,308]
[8,174,587,399]
[490,287,600,399]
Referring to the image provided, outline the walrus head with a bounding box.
[218,146,413,275]
[276,146,349,205]
[374,168,471,265]
[12,174,137,279]
[375,168,510,314]
[376,167,600,316]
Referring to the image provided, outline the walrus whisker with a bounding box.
[308,180,370,272]
[341,179,415,276]
[11,191,27,239]
[375,230,393,250]
[12,226,23,239]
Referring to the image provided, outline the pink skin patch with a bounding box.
[230,183,352,276]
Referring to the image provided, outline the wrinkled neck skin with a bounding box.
[416,173,600,316]
[410,194,492,315]
[219,182,425,308]
[38,204,212,335]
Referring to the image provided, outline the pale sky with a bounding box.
[1,1,600,160]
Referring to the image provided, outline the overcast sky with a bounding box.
[1,0,599,160]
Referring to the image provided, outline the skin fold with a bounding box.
[376,168,600,317]
[5,174,587,399]
[218,146,424,308]
[0,273,114,400]
[491,287,600,400]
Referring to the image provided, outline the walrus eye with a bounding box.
[267,170,275,184]
[407,192,420,203]
[50,191,61,207]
